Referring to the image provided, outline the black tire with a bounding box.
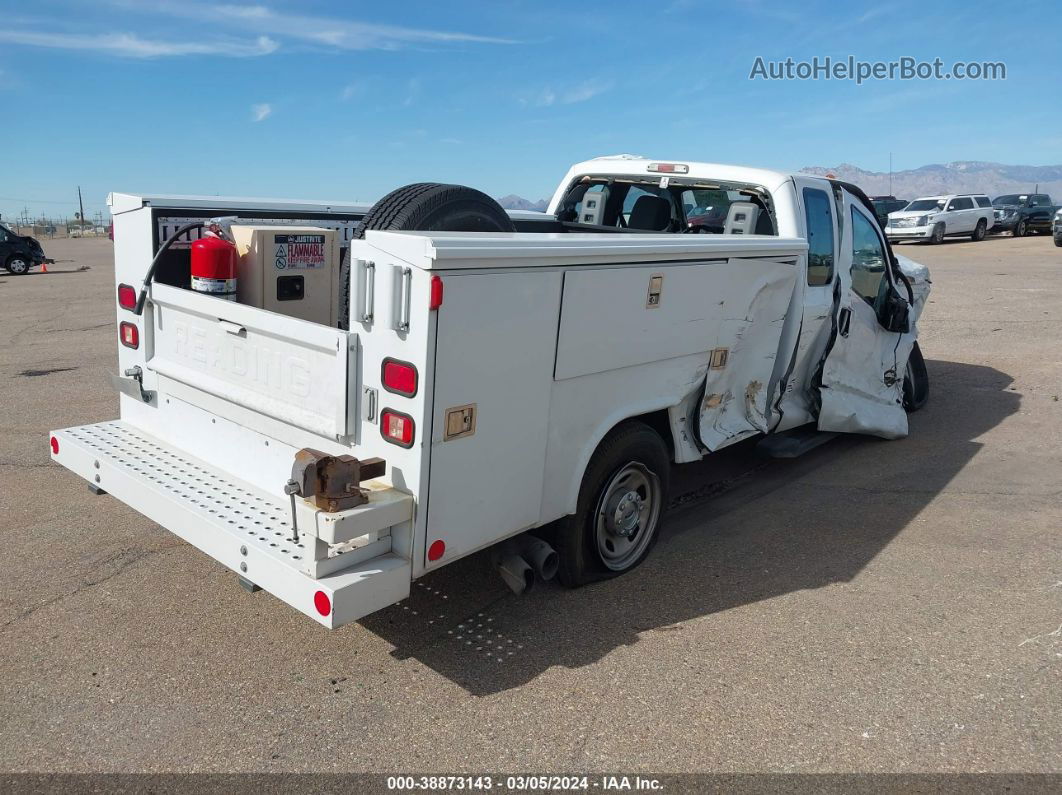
[928,223,945,244]
[353,183,515,240]
[1014,218,1027,238]
[971,219,987,242]
[5,256,30,275]
[902,342,929,412]
[556,422,670,587]
[1054,235,1062,248]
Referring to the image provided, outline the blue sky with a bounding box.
[1,0,1059,221]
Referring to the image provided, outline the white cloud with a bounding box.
[561,79,612,104]
[527,79,611,107]
[147,2,517,50]
[251,103,272,122]
[0,29,277,58]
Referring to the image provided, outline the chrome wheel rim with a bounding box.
[594,462,661,571]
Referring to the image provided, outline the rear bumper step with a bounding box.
[50,421,410,628]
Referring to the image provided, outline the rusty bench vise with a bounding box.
[283,449,386,542]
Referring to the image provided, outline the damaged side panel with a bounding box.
[694,258,800,450]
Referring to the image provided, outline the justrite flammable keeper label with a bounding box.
[273,234,326,270]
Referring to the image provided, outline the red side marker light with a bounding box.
[382,358,417,397]
[428,540,446,562]
[117,284,137,310]
[50,436,59,455]
[313,590,332,617]
[119,321,139,349]
[429,275,444,310]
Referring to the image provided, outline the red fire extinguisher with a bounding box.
[190,228,237,300]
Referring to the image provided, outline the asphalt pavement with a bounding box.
[1,234,1059,773]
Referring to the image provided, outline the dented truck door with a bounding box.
[817,191,913,439]
[696,257,800,450]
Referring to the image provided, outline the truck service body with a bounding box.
[50,156,931,629]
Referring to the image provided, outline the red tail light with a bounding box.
[50,436,59,455]
[382,358,417,397]
[119,321,139,349]
[427,539,446,562]
[429,275,444,310]
[381,408,414,447]
[118,284,137,310]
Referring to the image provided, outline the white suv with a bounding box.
[886,194,995,244]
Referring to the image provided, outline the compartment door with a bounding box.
[425,270,562,567]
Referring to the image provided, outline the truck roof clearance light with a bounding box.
[428,540,446,562]
[119,322,139,349]
[118,284,137,310]
[647,163,689,174]
[382,358,418,398]
[429,275,444,310]
[313,590,331,617]
[381,409,414,448]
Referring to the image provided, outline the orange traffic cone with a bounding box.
[41,262,48,273]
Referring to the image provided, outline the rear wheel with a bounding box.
[971,219,987,241]
[5,256,30,275]
[902,342,929,412]
[556,422,670,587]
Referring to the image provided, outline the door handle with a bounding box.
[218,319,246,336]
[396,267,412,332]
[838,307,852,338]
[356,259,375,323]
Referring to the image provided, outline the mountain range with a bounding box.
[799,162,1062,199]
[495,194,549,212]
[496,162,1062,213]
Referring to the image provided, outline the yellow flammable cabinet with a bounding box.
[231,225,340,326]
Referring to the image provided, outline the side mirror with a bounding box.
[877,286,910,334]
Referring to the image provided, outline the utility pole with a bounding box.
[78,186,86,230]
[889,152,893,196]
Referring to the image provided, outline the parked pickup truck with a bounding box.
[886,193,994,244]
[990,193,1059,237]
[0,221,53,274]
[50,156,931,629]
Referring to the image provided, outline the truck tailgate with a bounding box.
[148,283,355,440]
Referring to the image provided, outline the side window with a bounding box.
[1031,195,1050,207]
[951,197,974,210]
[850,207,888,305]
[802,188,834,286]
[975,196,991,208]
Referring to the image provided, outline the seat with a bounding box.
[628,195,672,231]
[724,201,759,235]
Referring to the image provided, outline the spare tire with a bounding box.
[353,183,515,239]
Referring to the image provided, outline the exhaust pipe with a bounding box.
[494,535,559,594]
[517,536,558,582]
[496,553,534,595]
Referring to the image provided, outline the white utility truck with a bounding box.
[50,156,931,629]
